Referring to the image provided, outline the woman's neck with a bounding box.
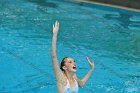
[64,71,75,79]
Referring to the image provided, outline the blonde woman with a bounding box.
[51,21,94,93]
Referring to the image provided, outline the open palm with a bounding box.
[86,56,94,70]
[53,20,59,34]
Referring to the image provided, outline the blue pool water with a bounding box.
[0,0,140,93]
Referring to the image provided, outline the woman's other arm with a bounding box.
[74,56,94,87]
[51,21,63,80]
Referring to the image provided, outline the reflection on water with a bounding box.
[25,0,58,8]
[104,13,140,29]
[100,12,140,59]
[24,0,58,12]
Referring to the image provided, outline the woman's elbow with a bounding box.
[79,81,85,87]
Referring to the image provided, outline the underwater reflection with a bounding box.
[24,0,58,12]
[104,13,140,29]
[104,13,132,28]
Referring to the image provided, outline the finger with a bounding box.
[57,21,59,27]
[55,20,58,26]
[53,24,54,29]
[86,56,91,63]
[86,56,88,59]
[56,20,58,23]
[56,20,59,27]
[86,56,90,61]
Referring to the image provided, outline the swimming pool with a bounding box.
[0,0,140,93]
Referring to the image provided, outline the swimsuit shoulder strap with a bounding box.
[74,79,79,92]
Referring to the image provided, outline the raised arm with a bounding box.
[74,56,94,87]
[51,21,63,80]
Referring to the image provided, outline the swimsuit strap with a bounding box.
[74,79,79,92]
[64,79,79,93]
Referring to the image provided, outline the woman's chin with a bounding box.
[72,69,76,73]
[68,68,76,73]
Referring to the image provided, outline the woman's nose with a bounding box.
[73,62,76,66]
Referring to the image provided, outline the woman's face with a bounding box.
[64,57,76,73]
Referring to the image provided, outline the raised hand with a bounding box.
[86,56,94,70]
[53,20,59,35]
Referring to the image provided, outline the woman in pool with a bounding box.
[51,20,94,93]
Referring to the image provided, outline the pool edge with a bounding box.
[76,0,140,13]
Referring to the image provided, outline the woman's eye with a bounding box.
[69,61,72,63]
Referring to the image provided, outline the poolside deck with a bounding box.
[87,0,140,9]
[79,0,140,12]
